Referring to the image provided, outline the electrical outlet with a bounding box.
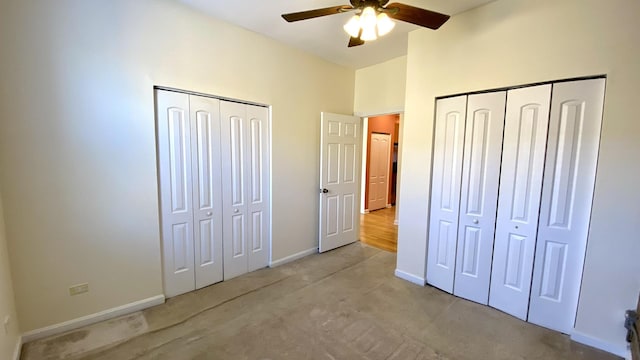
[69,283,89,296]
[3,315,10,335]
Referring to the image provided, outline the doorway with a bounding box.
[359,114,401,252]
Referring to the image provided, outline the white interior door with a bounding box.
[221,101,249,280]
[221,102,271,279]
[156,90,196,297]
[427,95,467,293]
[489,84,552,319]
[189,95,224,289]
[368,133,391,211]
[319,112,361,253]
[245,104,270,273]
[528,78,606,333]
[453,91,506,305]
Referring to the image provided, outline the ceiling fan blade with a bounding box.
[282,5,354,22]
[386,3,450,29]
[348,36,365,48]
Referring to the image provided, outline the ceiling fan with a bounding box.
[281,0,450,47]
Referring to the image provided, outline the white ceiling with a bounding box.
[179,0,495,69]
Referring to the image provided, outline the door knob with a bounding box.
[321,188,329,194]
[206,212,212,216]
[473,219,479,224]
[234,209,239,213]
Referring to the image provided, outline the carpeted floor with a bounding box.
[21,243,620,360]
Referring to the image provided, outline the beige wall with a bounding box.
[354,56,407,115]
[397,0,640,355]
[0,190,20,360]
[0,0,354,332]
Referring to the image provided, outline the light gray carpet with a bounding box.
[22,243,619,360]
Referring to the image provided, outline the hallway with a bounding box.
[360,206,397,252]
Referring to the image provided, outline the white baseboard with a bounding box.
[22,295,165,343]
[270,247,318,268]
[571,329,630,359]
[13,335,22,360]
[394,269,426,286]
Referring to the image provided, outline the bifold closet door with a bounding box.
[189,96,224,289]
[528,78,605,333]
[489,84,551,319]
[221,101,270,280]
[157,91,224,297]
[427,95,467,293]
[453,92,505,305]
[157,91,196,297]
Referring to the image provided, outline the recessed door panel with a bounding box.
[461,227,481,276]
[252,212,263,252]
[156,90,196,297]
[504,234,526,290]
[172,223,191,273]
[326,195,339,236]
[344,143,356,184]
[465,110,489,216]
[319,112,361,252]
[342,194,355,232]
[490,84,551,319]
[190,96,223,289]
[232,214,245,257]
[529,79,605,334]
[436,221,453,267]
[230,116,245,206]
[427,96,467,293]
[250,118,263,204]
[454,91,505,305]
[327,143,341,185]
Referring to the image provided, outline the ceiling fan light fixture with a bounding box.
[376,12,395,36]
[360,6,377,29]
[343,15,361,38]
[360,25,377,41]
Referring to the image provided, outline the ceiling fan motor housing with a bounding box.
[350,0,390,10]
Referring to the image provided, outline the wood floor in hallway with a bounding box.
[360,206,397,252]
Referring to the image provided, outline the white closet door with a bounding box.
[368,133,391,211]
[489,84,552,319]
[190,96,224,289]
[427,95,467,293]
[221,102,270,279]
[246,104,270,272]
[453,92,506,304]
[221,101,249,280]
[156,90,196,297]
[529,78,605,333]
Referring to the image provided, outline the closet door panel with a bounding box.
[427,95,467,293]
[246,105,270,272]
[190,96,224,289]
[453,91,506,305]
[221,101,249,280]
[489,84,551,319]
[529,79,605,333]
[156,90,196,297]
